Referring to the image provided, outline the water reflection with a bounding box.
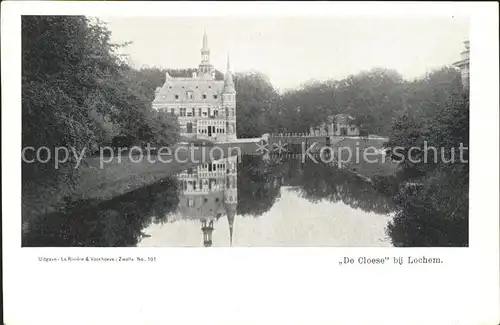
[139,154,394,247]
[23,153,396,247]
[170,156,238,247]
[23,178,180,247]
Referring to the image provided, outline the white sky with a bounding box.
[100,16,469,91]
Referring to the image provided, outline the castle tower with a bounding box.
[198,30,215,77]
[223,54,237,141]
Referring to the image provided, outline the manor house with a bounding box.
[152,31,237,142]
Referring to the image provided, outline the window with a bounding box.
[202,94,207,99]
[175,94,179,100]
[188,198,194,207]
[213,94,218,99]
[187,91,193,100]
[214,110,218,117]
[209,85,211,89]
[170,108,175,115]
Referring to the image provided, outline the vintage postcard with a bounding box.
[2,2,499,325]
[19,14,471,248]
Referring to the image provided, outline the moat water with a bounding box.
[23,153,397,247]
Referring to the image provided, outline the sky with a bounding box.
[100,16,469,91]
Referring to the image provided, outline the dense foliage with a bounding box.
[385,70,469,247]
[22,16,179,181]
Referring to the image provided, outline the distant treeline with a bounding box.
[232,67,463,138]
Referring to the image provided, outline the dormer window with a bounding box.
[213,94,218,99]
[187,91,193,100]
[175,94,179,100]
[202,94,207,99]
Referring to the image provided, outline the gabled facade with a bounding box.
[152,31,237,142]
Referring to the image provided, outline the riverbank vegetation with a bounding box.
[22,16,180,184]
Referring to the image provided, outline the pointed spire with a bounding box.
[224,53,236,94]
[202,29,209,51]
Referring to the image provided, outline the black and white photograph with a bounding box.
[20,14,471,247]
[3,2,499,325]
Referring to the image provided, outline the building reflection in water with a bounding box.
[174,155,238,247]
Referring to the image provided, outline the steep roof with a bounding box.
[153,76,225,104]
[223,54,236,94]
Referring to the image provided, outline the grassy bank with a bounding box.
[22,141,259,226]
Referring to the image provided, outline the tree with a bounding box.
[234,72,280,138]
[273,68,406,136]
[22,16,182,181]
[142,109,180,146]
[384,68,469,247]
